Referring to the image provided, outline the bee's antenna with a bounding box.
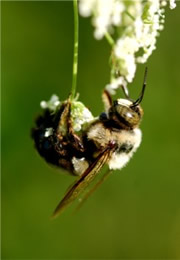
[131,67,148,107]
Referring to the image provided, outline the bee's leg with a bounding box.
[67,111,85,153]
[56,99,84,151]
[102,90,113,113]
[57,100,71,137]
[58,100,85,153]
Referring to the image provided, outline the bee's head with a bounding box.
[108,67,147,129]
[109,99,143,129]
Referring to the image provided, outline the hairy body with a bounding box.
[32,96,142,176]
[32,69,147,217]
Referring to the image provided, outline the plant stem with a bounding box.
[71,0,79,101]
[125,10,135,21]
[105,32,115,47]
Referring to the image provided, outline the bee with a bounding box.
[32,68,147,218]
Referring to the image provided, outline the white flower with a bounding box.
[79,0,176,95]
[79,0,96,17]
[115,36,139,58]
[111,1,125,25]
[106,76,127,95]
[41,94,95,133]
[79,0,125,39]
[40,94,61,112]
[71,101,94,132]
[108,0,170,91]
[44,128,53,137]
[114,36,139,82]
[169,0,176,9]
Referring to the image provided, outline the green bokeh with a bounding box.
[2,2,180,259]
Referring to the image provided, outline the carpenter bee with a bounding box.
[32,68,147,218]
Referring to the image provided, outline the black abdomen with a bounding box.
[31,109,93,175]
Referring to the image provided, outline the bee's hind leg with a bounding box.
[68,121,85,153]
[56,99,71,136]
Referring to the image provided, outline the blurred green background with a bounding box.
[2,1,180,259]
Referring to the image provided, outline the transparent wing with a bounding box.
[52,147,114,218]
[74,169,113,213]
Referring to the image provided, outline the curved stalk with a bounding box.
[105,32,115,47]
[70,0,79,101]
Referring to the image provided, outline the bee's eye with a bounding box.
[124,110,136,119]
[125,111,134,119]
[115,105,140,125]
[109,101,143,128]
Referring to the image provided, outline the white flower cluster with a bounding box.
[41,94,94,133]
[79,0,176,94]
[79,0,125,39]
[71,101,94,132]
[169,0,176,9]
[40,94,61,112]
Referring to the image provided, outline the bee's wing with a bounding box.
[74,169,113,213]
[52,147,114,218]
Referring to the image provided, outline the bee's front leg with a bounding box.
[102,90,113,113]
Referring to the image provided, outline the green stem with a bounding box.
[71,0,79,101]
[105,32,115,47]
[125,10,135,21]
